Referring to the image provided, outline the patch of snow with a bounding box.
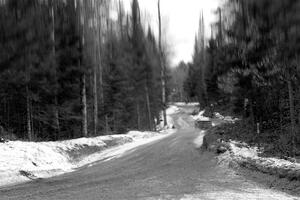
[192,110,210,121]
[193,130,206,148]
[174,102,199,106]
[166,105,180,115]
[214,112,225,120]
[181,189,299,200]
[219,140,300,181]
[127,131,161,140]
[229,141,259,158]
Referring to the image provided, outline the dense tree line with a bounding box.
[185,0,300,155]
[0,0,168,141]
[169,61,189,102]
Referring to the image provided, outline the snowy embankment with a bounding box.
[193,110,300,182]
[0,106,179,188]
[218,141,300,181]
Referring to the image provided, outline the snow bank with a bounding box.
[193,130,206,149]
[0,131,172,188]
[192,110,210,121]
[218,140,300,181]
[193,110,239,123]
[198,108,299,182]
[0,105,181,188]
[214,112,239,123]
[173,102,199,106]
[166,105,180,115]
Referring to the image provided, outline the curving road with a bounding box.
[0,105,299,200]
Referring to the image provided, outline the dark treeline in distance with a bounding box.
[184,0,300,157]
[0,0,168,141]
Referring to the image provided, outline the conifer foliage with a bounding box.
[185,0,300,156]
[0,0,166,141]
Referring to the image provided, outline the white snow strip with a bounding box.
[229,141,259,158]
[218,140,300,181]
[192,110,210,121]
[166,105,180,115]
[0,104,183,188]
[181,189,299,200]
[0,131,173,188]
[174,102,199,106]
[78,131,173,167]
[193,130,206,148]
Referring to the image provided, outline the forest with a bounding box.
[180,0,300,157]
[0,0,169,141]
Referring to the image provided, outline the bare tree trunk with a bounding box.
[92,2,100,136]
[217,7,223,47]
[279,96,284,134]
[96,3,108,135]
[93,59,98,136]
[137,103,141,130]
[31,101,34,141]
[145,84,152,131]
[105,115,109,134]
[180,88,183,102]
[78,0,88,138]
[51,0,60,139]
[7,98,10,130]
[26,85,32,141]
[113,110,116,133]
[158,0,167,126]
[81,74,88,137]
[249,98,255,127]
[297,83,300,131]
[98,45,108,134]
[288,79,296,156]
[298,89,300,130]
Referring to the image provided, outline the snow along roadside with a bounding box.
[0,130,175,188]
[217,140,300,181]
[0,106,179,188]
[192,109,300,182]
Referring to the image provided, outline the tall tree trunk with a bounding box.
[93,60,98,136]
[31,101,34,140]
[98,45,108,134]
[92,2,100,136]
[78,0,88,138]
[217,7,223,47]
[96,3,108,135]
[113,110,116,133]
[26,85,32,141]
[180,88,183,102]
[7,98,10,130]
[249,98,255,127]
[288,79,296,156]
[51,0,60,139]
[137,102,141,130]
[81,74,88,137]
[279,95,284,134]
[105,115,109,134]
[298,88,300,130]
[158,0,167,126]
[145,84,152,131]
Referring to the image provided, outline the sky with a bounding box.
[121,0,221,66]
